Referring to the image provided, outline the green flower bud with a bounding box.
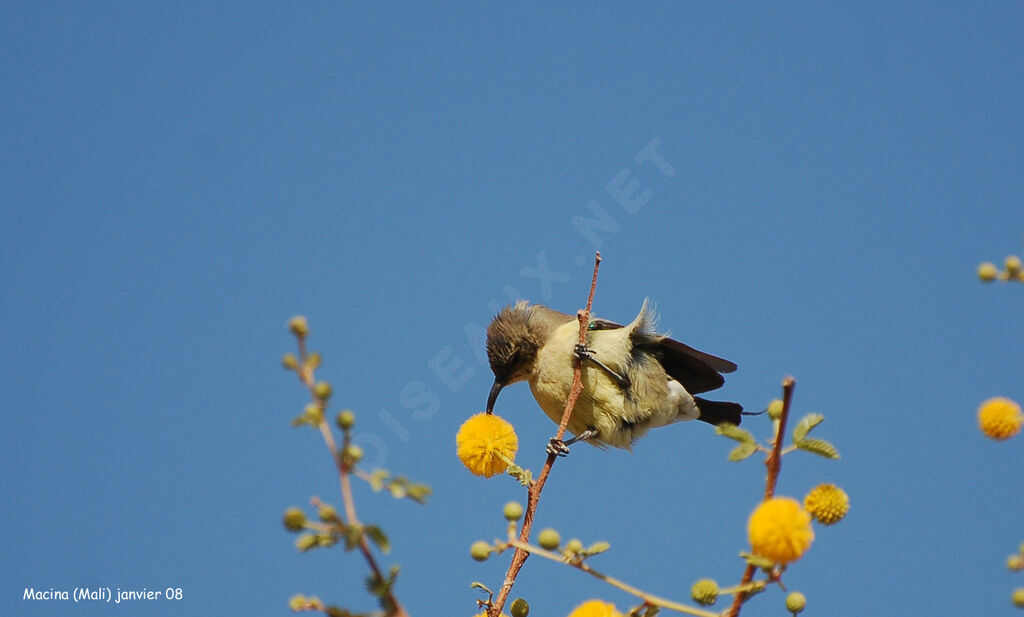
[470,540,492,561]
[564,538,584,555]
[510,597,530,617]
[503,501,524,521]
[786,591,807,614]
[1013,588,1024,608]
[767,399,784,420]
[282,353,298,370]
[318,504,337,522]
[1005,255,1022,275]
[978,262,1000,282]
[283,507,307,531]
[288,316,309,338]
[306,352,322,370]
[336,410,356,430]
[690,579,719,606]
[1007,554,1024,571]
[537,528,561,550]
[314,381,333,400]
[295,533,318,552]
[343,445,364,466]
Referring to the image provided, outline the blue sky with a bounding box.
[2,3,1023,616]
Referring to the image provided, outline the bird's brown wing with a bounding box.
[589,317,736,395]
[654,336,735,394]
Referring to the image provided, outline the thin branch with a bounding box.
[725,376,796,617]
[489,251,602,617]
[296,339,409,617]
[504,539,720,617]
[763,376,795,501]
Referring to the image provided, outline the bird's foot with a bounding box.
[573,343,594,361]
[547,437,571,457]
[573,344,630,388]
[547,429,600,456]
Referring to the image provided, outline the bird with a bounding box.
[485,300,742,453]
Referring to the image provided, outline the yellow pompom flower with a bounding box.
[457,413,519,477]
[690,579,719,606]
[803,484,850,525]
[566,600,624,617]
[978,397,1023,440]
[748,497,814,564]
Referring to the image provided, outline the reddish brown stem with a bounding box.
[726,376,795,617]
[489,251,602,617]
[296,338,409,617]
[763,376,795,500]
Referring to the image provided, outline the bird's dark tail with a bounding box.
[694,397,744,426]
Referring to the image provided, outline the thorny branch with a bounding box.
[726,376,796,617]
[503,537,725,617]
[488,251,603,617]
[295,337,410,617]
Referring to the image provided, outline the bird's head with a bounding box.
[485,301,542,413]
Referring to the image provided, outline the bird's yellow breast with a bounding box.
[527,320,638,447]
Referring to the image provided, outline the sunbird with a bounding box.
[485,300,742,454]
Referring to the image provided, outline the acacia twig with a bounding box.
[489,251,603,616]
[504,538,723,617]
[726,376,795,617]
[296,338,410,617]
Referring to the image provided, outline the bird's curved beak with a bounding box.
[486,379,504,414]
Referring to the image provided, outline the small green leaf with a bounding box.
[795,437,840,459]
[316,533,337,547]
[792,413,825,442]
[406,483,432,504]
[728,442,759,462]
[506,463,533,486]
[364,525,390,554]
[344,525,364,551]
[585,541,611,556]
[715,422,756,444]
[295,533,318,552]
[365,572,385,596]
[470,582,492,594]
[740,551,776,569]
[367,469,389,492]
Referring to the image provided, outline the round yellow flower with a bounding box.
[566,600,623,617]
[978,397,1023,440]
[457,413,518,477]
[748,497,814,564]
[803,484,850,525]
